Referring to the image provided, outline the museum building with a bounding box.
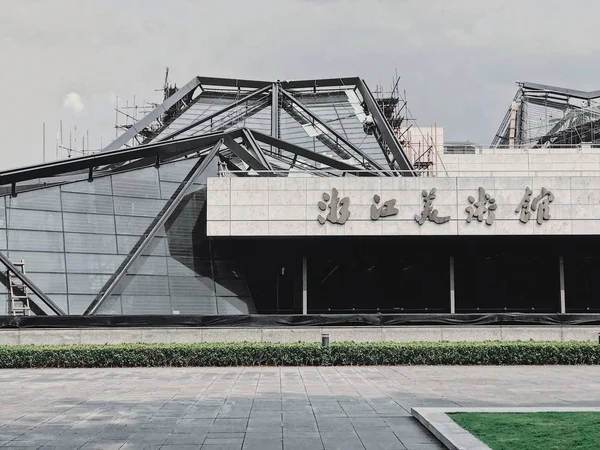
[1,76,599,318]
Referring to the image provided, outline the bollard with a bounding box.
[322,333,330,348]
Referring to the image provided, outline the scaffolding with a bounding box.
[113,67,195,149]
[374,76,443,176]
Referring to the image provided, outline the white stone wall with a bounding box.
[207,176,600,237]
[1,325,598,344]
[441,146,600,177]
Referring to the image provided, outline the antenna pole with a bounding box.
[42,122,46,162]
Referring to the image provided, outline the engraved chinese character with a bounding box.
[515,187,533,223]
[515,187,554,225]
[370,194,398,221]
[465,187,497,226]
[317,188,350,225]
[414,188,450,225]
[532,187,554,225]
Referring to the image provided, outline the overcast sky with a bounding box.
[1,0,599,169]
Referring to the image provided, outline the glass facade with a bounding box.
[0,157,255,315]
[152,90,384,171]
[2,163,599,315]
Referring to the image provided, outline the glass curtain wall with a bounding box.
[0,157,255,315]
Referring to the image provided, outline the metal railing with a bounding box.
[448,143,600,153]
[217,168,600,178]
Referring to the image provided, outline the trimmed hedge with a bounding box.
[0,341,599,368]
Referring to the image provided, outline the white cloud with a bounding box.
[63,92,85,114]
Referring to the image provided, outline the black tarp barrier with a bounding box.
[2,313,600,329]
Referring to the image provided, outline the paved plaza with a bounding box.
[1,366,600,449]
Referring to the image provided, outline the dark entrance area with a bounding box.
[208,236,600,315]
[211,238,451,314]
[562,237,600,313]
[306,240,450,313]
[453,242,560,313]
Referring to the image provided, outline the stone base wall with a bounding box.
[1,326,599,346]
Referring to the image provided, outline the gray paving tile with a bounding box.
[398,436,440,446]
[316,418,355,432]
[3,441,51,448]
[283,437,324,450]
[283,431,321,439]
[206,433,246,439]
[322,442,365,450]
[39,444,89,450]
[320,433,365,450]
[357,430,406,450]
[161,446,200,450]
[163,433,207,445]
[249,410,282,419]
[2,447,41,450]
[203,437,244,447]
[119,443,164,449]
[211,419,248,432]
[201,444,243,450]
[402,444,446,450]
[247,417,283,430]
[350,417,389,428]
[4,366,600,450]
[126,432,169,444]
[78,443,124,450]
[242,440,283,450]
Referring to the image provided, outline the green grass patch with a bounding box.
[0,341,599,368]
[450,412,600,450]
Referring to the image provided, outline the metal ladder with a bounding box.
[7,260,31,316]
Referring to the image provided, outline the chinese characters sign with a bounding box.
[317,186,554,226]
[515,187,554,225]
[318,188,351,225]
[415,188,450,225]
[370,194,398,220]
[466,187,497,226]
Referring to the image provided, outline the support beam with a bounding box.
[560,256,566,314]
[280,88,386,172]
[281,77,360,90]
[355,79,415,176]
[85,140,223,315]
[104,76,202,151]
[271,83,280,139]
[302,256,307,315]
[449,256,455,314]
[0,131,231,187]
[241,128,274,171]
[197,76,361,91]
[223,136,271,174]
[250,130,377,175]
[0,251,65,315]
[198,76,271,89]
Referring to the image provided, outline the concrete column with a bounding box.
[302,256,307,315]
[449,256,455,314]
[559,256,566,314]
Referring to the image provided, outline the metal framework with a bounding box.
[157,85,272,143]
[113,75,415,175]
[279,89,386,171]
[0,75,417,315]
[491,82,600,148]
